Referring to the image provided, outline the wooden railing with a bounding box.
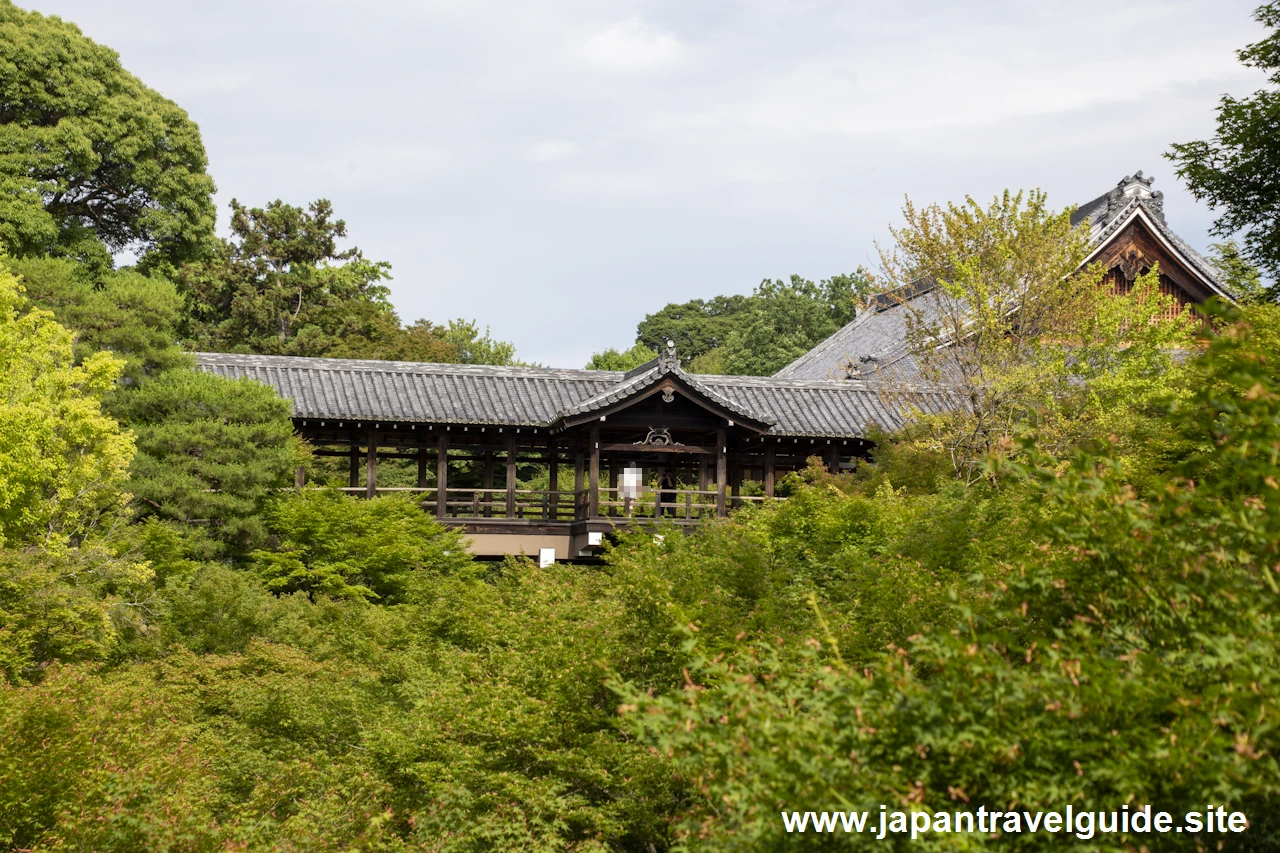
[335,486,772,522]
[338,487,576,520]
[589,487,769,521]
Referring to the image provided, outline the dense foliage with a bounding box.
[0,1,216,272]
[617,305,1280,851]
[8,256,189,384]
[0,255,134,548]
[109,368,305,559]
[618,272,872,376]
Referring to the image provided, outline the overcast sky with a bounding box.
[24,0,1269,367]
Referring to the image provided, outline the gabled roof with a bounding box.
[1070,170,1231,299]
[555,342,770,430]
[195,351,954,438]
[776,170,1229,382]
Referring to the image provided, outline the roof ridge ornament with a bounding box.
[659,338,678,371]
[1108,169,1165,224]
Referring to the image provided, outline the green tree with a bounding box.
[179,198,399,358]
[368,317,458,363]
[0,253,135,548]
[1209,239,1272,304]
[440,318,522,365]
[876,190,1192,480]
[109,368,304,558]
[252,490,469,603]
[1168,2,1280,281]
[719,272,870,375]
[9,256,188,385]
[617,306,1280,850]
[0,2,216,271]
[585,342,657,371]
[636,294,751,367]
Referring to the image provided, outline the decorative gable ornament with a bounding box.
[659,339,678,371]
[1107,170,1165,224]
[636,427,681,446]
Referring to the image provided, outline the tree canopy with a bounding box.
[0,1,216,272]
[9,256,188,385]
[109,368,304,558]
[874,190,1193,479]
[585,342,657,371]
[629,272,870,376]
[0,253,134,548]
[1168,1,1280,286]
[717,272,868,375]
[179,198,398,357]
[636,294,751,367]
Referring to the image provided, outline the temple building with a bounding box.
[776,171,1234,382]
[196,171,1227,559]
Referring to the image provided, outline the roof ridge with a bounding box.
[194,352,622,381]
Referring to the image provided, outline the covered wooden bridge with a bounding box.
[197,344,944,558]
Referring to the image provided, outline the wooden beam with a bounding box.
[548,439,559,521]
[574,445,585,518]
[589,424,600,519]
[506,432,517,517]
[436,432,448,519]
[366,427,377,499]
[483,451,494,518]
[764,444,775,498]
[716,428,727,518]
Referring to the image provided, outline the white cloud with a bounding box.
[20,0,1272,367]
[528,140,582,163]
[581,17,685,72]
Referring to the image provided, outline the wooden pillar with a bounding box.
[416,442,427,489]
[826,444,840,474]
[730,461,741,508]
[608,455,618,516]
[349,444,360,489]
[505,432,517,517]
[589,424,600,519]
[366,426,377,499]
[764,444,776,498]
[699,455,710,492]
[574,445,585,518]
[548,440,559,520]
[716,428,727,517]
[483,450,494,517]
[295,466,306,489]
[436,432,448,519]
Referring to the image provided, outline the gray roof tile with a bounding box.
[195,352,946,438]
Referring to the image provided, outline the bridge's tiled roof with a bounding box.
[195,352,951,438]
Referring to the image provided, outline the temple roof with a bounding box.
[557,341,767,427]
[775,171,1230,382]
[195,351,952,438]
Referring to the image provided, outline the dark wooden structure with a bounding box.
[199,344,946,558]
